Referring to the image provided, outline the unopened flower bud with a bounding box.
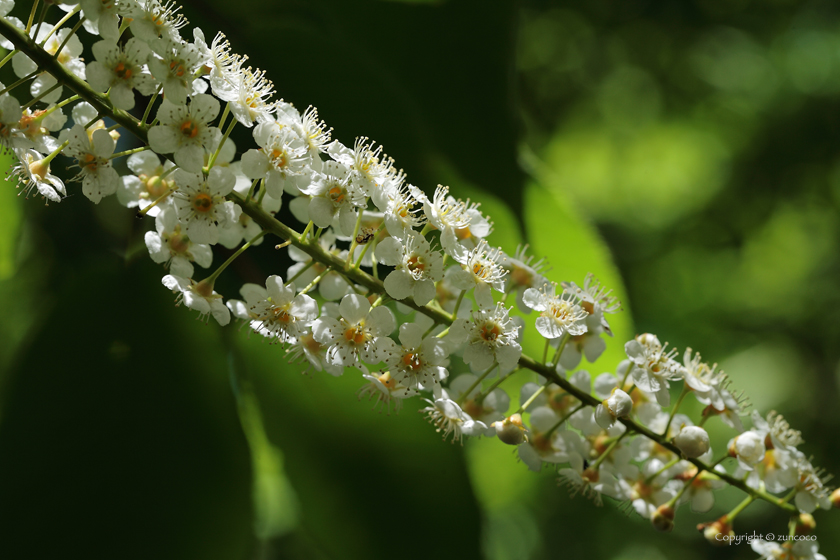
[494,413,527,446]
[651,504,675,532]
[795,512,816,535]
[594,388,632,429]
[729,431,765,469]
[697,517,733,546]
[831,488,840,509]
[674,425,710,458]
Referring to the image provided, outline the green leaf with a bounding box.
[0,151,22,280]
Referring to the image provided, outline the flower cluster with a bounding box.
[0,0,835,552]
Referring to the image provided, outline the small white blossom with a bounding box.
[300,161,365,234]
[376,230,444,306]
[450,303,523,373]
[227,275,318,343]
[171,167,240,244]
[149,94,220,173]
[523,283,589,340]
[378,322,449,396]
[60,125,119,203]
[145,207,212,278]
[147,38,203,105]
[311,294,396,369]
[674,425,711,458]
[162,274,230,326]
[625,333,680,407]
[241,122,310,197]
[86,39,156,110]
[10,148,66,203]
[448,240,508,308]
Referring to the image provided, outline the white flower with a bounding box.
[790,455,832,514]
[624,333,680,406]
[409,184,474,253]
[448,240,508,308]
[450,303,523,373]
[674,426,710,458]
[751,539,826,560]
[171,167,240,244]
[227,275,318,343]
[128,0,188,43]
[329,137,398,198]
[275,103,332,165]
[147,38,203,105]
[60,125,119,203]
[240,122,310,197]
[79,0,123,40]
[144,207,212,278]
[300,161,365,234]
[10,148,66,203]
[422,395,487,444]
[200,32,244,102]
[148,94,220,172]
[162,274,230,326]
[311,294,396,369]
[373,181,425,237]
[86,39,156,110]
[378,322,449,396]
[375,230,444,306]
[595,388,633,430]
[562,274,621,334]
[117,151,176,216]
[751,410,803,452]
[357,371,417,414]
[523,283,588,340]
[449,373,510,434]
[229,66,277,127]
[284,324,344,377]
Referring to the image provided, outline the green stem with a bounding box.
[298,220,314,243]
[25,0,40,33]
[663,384,691,437]
[286,261,316,285]
[0,49,17,70]
[545,402,586,436]
[0,70,39,97]
[551,333,570,368]
[456,363,497,405]
[22,82,60,109]
[39,5,81,45]
[299,268,329,296]
[141,85,162,126]
[450,289,467,320]
[202,230,267,287]
[345,207,365,268]
[53,17,85,61]
[33,93,79,121]
[111,146,151,160]
[723,495,754,524]
[206,117,236,169]
[517,382,549,415]
[645,457,681,485]
[589,431,628,472]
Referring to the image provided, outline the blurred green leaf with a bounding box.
[0,151,21,280]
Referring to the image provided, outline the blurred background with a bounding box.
[0,0,839,558]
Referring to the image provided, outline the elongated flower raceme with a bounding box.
[0,2,835,552]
